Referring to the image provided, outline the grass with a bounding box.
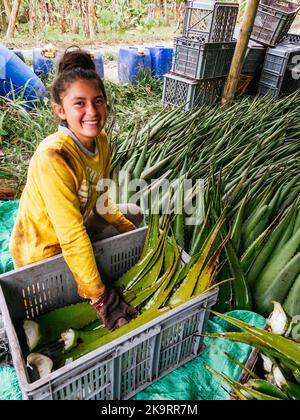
[0,75,163,200]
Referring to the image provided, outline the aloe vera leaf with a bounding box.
[247,209,294,288]
[114,223,168,290]
[129,274,167,308]
[283,381,300,400]
[225,240,252,311]
[168,216,224,307]
[204,364,248,401]
[255,252,300,316]
[142,231,180,311]
[240,222,273,273]
[173,186,185,249]
[62,308,170,364]
[231,194,248,254]
[254,227,300,314]
[164,239,176,273]
[131,240,165,292]
[271,210,298,259]
[224,352,259,380]
[144,253,180,311]
[193,242,223,296]
[283,273,300,318]
[62,326,108,353]
[208,311,300,366]
[247,380,289,400]
[173,213,185,250]
[23,302,98,351]
[133,134,149,180]
[140,154,177,181]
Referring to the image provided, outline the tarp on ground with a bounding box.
[0,201,266,400]
[0,200,19,274]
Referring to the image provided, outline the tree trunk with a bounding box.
[46,2,55,27]
[88,0,96,38]
[1,2,8,32]
[71,0,79,34]
[163,0,169,25]
[80,0,89,35]
[6,0,22,39]
[3,0,11,20]
[29,0,35,35]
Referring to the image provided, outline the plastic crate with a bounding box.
[258,67,300,97]
[251,0,300,47]
[0,227,219,400]
[183,1,239,43]
[162,73,226,111]
[242,41,267,74]
[282,32,300,44]
[258,42,300,96]
[172,37,236,79]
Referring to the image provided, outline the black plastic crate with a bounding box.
[183,1,239,43]
[251,0,300,47]
[172,37,236,80]
[162,73,226,111]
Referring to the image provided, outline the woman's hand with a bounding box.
[91,288,139,331]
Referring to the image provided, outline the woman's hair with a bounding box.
[52,47,107,104]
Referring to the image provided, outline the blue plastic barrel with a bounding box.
[33,48,56,79]
[146,45,173,79]
[0,44,47,104]
[34,48,105,81]
[86,49,105,80]
[118,47,152,84]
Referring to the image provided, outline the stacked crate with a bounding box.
[250,0,300,98]
[162,1,239,111]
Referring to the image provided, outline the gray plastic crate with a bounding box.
[0,227,219,400]
[162,73,226,111]
[172,37,236,79]
[251,0,300,47]
[183,1,239,43]
[258,42,300,96]
[282,32,300,44]
[242,41,267,74]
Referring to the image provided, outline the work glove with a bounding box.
[91,288,139,331]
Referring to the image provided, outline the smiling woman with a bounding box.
[9,48,142,332]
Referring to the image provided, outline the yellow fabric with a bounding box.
[9,130,135,300]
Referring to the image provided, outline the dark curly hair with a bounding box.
[52,47,107,105]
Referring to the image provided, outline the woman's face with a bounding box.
[53,79,107,146]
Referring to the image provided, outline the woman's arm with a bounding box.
[34,148,106,301]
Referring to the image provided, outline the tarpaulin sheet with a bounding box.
[0,200,18,274]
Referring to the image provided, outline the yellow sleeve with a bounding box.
[34,148,105,300]
[95,139,136,233]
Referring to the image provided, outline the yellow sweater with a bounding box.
[9,128,135,300]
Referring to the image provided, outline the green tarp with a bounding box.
[0,200,19,274]
[0,201,265,400]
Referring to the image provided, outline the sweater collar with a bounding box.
[58,123,98,158]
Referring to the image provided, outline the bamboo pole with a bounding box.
[221,0,260,109]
